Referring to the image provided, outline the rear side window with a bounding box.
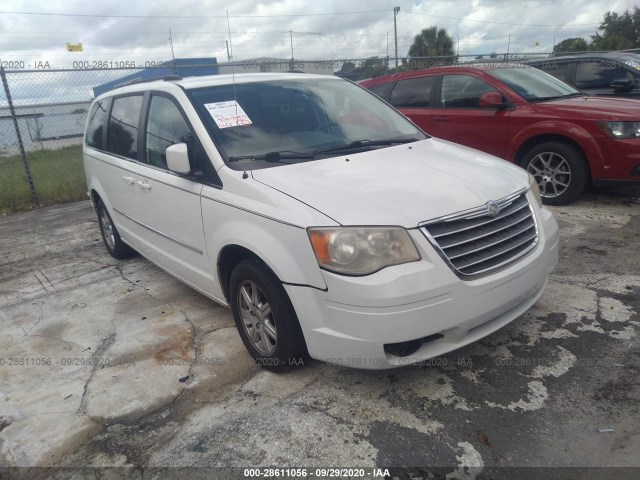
[536,61,571,83]
[85,99,108,149]
[107,95,143,160]
[145,96,194,169]
[390,77,434,108]
[367,82,394,102]
[575,60,632,89]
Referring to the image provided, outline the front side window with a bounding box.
[146,96,195,169]
[86,99,108,148]
[390,76,434,108]
[107,95,143,160]
[187,78,426,170]
[441,75,497,108]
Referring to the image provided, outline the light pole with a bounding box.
[393,6,400,69]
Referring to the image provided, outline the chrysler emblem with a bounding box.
[486,200,501,216]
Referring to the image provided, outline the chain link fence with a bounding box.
[0,53,547,212]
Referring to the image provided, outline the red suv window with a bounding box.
[390,76,435,108]
[441,75,497,108]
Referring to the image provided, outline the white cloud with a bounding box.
[0,0,624,66]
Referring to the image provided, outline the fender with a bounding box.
[203,211,328,300]
[505,120,606,176]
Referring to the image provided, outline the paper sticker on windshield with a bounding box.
[204,100,252,129]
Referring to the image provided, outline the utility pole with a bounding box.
[393,6,400,69]
[225,40,231,61]
[506,34,511,61]
[226,11,234,63]
[169,29,176,74]
[289,29,294,71]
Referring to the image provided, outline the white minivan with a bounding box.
[84,73,559,371]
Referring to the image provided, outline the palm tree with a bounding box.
[408,26,455,62]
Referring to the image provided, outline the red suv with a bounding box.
[361,65,640,204]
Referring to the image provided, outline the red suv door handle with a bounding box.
[434,116,450,122]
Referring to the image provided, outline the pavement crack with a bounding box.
[39,269,56,291]
[298,400,357,428]
[33,273,50,294]
[20,300,45,336]
[169,304,198,385]
[77,334,116,417]
[27,334,86,350]
[114,265,154,298]
[51,266,116,288]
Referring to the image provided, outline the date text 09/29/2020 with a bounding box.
[243,468,392,478]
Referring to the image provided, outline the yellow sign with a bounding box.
[66,43,83,52]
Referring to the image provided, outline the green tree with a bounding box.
[553,37,589,54]
[590,7,640,50]
[337,57,389,81]
[361,57,389,77]
[407,26,455,68]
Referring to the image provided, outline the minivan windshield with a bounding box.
[488,66,581,102]
[187,78,427,169]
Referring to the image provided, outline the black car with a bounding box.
[525,52,640,99]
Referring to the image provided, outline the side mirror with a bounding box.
[479,92,508,109]
[166,143,191,174]
[611,79,633,92]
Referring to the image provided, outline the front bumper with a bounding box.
[593,137,640,181]
[286,204,559,369]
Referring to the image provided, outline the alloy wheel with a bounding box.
[527,152,572,199]
[99,209,116,250]
[237,280,277,355]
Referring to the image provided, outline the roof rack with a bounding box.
[116,75,183,89]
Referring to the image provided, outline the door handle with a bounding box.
[137,181,152,191]
[123,175,136,184]
[434,116,450,122]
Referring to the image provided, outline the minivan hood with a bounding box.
[251,138,529,227]
[542,95,640,119]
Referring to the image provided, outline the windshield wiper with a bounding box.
[228,150,315,163]
[530,92,584,102]
[227,139,421,163]
[314,137,420,155]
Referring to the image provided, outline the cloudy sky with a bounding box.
[0,0,636,68]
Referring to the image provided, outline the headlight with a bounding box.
[528,173,542,208]
[308,227,421,275]
[596,121,640,139]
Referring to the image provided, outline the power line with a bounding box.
[0,9,389,19]
[407,11,601,27]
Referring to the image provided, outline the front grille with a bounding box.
[420,190,538,277]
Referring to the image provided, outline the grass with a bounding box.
[0,145,87,214]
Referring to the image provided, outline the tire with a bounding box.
[96,200,135,259]
[229,259,307,372]
[522,141,588,206]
